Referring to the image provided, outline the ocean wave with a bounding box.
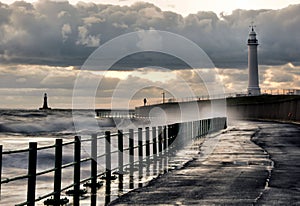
[0,120,74,135]
[0,110,49,118]
[0,110,121,137]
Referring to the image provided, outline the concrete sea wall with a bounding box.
[227,95,300,122]
[135,99,226,125]
[136,95,300,123]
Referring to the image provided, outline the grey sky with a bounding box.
[0,1,299,68]
[0,1,300,108]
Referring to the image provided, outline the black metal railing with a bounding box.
[146,88,300,106]
[0,117,227,206]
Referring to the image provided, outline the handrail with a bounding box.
[2,148,31,155]
[143,89,300,106]
[0,117,227,206]
[1,174,29,184]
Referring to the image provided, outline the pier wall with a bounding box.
[227,95,300,122]
[135,99,226,124]
[137,95,300,123]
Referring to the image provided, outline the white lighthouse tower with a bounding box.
[247,25,261,96]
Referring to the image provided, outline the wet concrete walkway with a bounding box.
[110,120,300,205]
[252,122,300,205]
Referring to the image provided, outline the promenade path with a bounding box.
[110,121,300,205]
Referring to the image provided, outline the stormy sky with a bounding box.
[0,0,300,108]
[1,1,300,67]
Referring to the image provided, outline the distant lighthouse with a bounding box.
[247,24,261,96]
[39,93,51,110]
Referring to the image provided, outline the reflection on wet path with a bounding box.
[110,121,300,205]
[77,130,202,206]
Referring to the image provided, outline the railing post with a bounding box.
[167,124,176,156]
[118,130,123,193]
[105,131,111,205]
[202,119,205,135]
[181,122,186,148]
[206,119,208,134]
[91,134,97,206]
[145,127,150,157]
[73,136,81,206]
[152,127,157,156]
[191,121,194,139]
[200,120,203,136]
[129,129,134,189]
[196,120,199,138]
[167,125,171,147]
[27,142,37,206]
[204,119,207,135]
[145,127,150,176]
[54,139,62,204]
[192,121,195,139]
[198,120,201,137]
[194,121,198,138]
[203,120,206,136]
[138,128,143,158]
[0,145,2,198]
[152,127,157,175]
[163,126,168,172]
[105,131,111,177]
[157,126,163,173]
[224,117,227,129]
[158,126,162,154]
[138,128,143,187]
[190,121,192,140]
[167,125,174,154]
[181,123,186,148]
[163,126,167,151]
[189,122,191,140]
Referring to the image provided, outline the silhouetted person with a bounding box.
[144,98,147,106]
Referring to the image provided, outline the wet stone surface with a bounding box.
[252,122,300,205]
[110,121,300,205]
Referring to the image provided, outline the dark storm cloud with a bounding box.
[0,1,299,68]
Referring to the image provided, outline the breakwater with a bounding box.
[136,95,300,123]
[227,95,300,122]
[0,117,226,206]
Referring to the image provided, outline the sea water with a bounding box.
[0,109,110,205]
[0,109,199,205]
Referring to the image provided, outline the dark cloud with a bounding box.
[0,1,299,68]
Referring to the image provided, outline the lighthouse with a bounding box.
[247,25,261,96]
[39,93,51,110]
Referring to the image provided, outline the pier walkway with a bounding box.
[111,121,300,205]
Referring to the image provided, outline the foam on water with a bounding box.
[0,109,104,205]
[0,109,112,137]
[0,110,72,135]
